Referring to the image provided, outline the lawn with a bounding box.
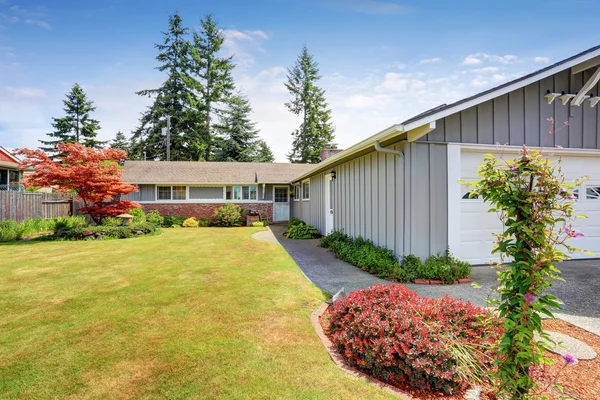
[0,228,394,400]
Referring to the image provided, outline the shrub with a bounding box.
[182,217,199,228]
[163,215,185,228]
[251,221,267,227]
[197,217,211,227]
[213,203,242,227]
[53,216,89,236]
[0,220,27,242]
[286,223,319,239]
[329,284,502,394]
[54,222,157,240]
[419,251,472,284]
[287,216,305,229]
[146,210,164,227]
[319,231,399,279]
[128,208,146,224]
[101,216,122,227]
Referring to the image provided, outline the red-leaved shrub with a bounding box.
[329,284,502,394]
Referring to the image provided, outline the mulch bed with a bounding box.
[319,307,599,399]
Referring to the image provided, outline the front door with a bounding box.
[273,187,290,221]
[325,174,334,234]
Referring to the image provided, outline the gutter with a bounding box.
[291,123,405,182]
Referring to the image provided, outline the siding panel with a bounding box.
[539,75,555,147]
[477,100,494,144]
[460,107,477,143]
[554,70,570,148]
[524,82,540,146]
[509,88,525,146]
[493,94,509,144]
[445,113,461,143]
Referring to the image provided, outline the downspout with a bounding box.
[374,140,406,259]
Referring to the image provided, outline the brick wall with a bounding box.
[142,202,274,222]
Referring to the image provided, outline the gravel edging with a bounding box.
[309,302,413,399]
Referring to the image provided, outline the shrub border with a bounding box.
[309,302,412,399]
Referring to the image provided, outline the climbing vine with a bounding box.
[470,145,589,398]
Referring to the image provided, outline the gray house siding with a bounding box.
[121,184,156,201]
[290,174,326,232]
[421,68,600,149]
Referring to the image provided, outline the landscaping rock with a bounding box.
[536,330,597,360]
[331,288,346,305]
[464,386,482,400]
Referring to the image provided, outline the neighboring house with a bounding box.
[0,146,23,192]
[289,44,600,264]
[121,161,313,223]
[121,45,600,264]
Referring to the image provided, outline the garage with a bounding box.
[453,146,600,265]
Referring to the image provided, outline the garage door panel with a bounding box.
[459,149,600,264]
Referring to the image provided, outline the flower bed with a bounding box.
[327,284,503,395]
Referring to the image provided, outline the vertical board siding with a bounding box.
[419,68,600,149]
[0,192,73,222]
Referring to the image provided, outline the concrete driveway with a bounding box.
[270,225,600,332]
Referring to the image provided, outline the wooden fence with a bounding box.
[0,192,77,222]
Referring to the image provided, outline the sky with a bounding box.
[0,0,598,161]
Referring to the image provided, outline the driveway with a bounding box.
[271,225,600,328]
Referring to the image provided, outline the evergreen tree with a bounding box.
[284,46,335,163]
[254,139,275,162]
[185,14,235,161]
[215,94,261,162]
[39,83,104,153]
[110,131,130,152]
[130,12,199,161]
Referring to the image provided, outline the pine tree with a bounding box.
[130,12,199,161]
[215,94,261,162]
[39,83,104,153]
[254,140,275,162]
[110,131,129,152]
[186,14,235,161]
[285,46,335,163]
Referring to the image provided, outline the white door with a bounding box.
[324,174,334,234]
[455,149,600,264]
[273,187,290,221]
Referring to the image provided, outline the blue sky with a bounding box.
[0,0,598,161]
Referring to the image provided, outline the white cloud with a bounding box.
[24,18,51,30]
[461,53,518,65]
[6,86,47,98]
[222,29,269,68]
[470,66,499,74]
[419,57,442,64]
[470,76,489,87]
[534,56,550,63]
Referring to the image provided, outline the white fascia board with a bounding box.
[0,146,21,164]
[459,143,600,158]
[291,124,404,183]
[402,48,600,133]
[125,182,291,185]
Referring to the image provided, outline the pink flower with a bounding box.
[524,293,537,304]
[561,354,578,365]
[565,227,584,238]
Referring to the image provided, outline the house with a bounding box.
[122,44,600,264]
[0,146,23,191]
[289,44,600,264]
[121,161,313,222]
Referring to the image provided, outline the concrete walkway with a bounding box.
[270,224,600,335]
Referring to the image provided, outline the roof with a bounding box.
[122,161,314,184]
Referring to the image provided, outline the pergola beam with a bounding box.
[572,67,600,106]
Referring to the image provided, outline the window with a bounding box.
[586,186,600,200]
[462,191,479,200]
[302,180,310,200]
[294,184,301,201]
[232,185,257,200]
[157,185,186,200]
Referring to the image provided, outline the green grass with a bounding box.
[0,228,395,399]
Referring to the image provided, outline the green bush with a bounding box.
[286,223,319,239]
[198,217,211,227]
[182,217,199,228]
[287,216,305,229]
[101,216,122,227]
[0,220,27,242]
[128,208,146,224]
[55,222,157,240]
[213,203,242,227]
[251,221,267,227]
[146,210,164,227]
[319,232,471,283]
[163,215,185,228]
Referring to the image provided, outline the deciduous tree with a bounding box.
[17,143,140,224]
[285,46,335,163]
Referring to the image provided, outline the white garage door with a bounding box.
[455,149,600,265]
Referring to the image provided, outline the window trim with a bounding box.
[232,185,258,201]
[301,179,310,201]
[585,184,600,201]
[156,185,188,201]
[293,183,301,201]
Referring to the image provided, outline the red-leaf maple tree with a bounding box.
[17,143,141,224]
